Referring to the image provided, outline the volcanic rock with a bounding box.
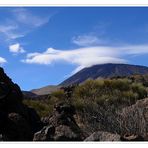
[0,67,43,141]
[34,102,83,141]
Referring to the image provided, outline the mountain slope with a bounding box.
[22,91,38,99]
[60,63,148,86]
[31,85,61,95]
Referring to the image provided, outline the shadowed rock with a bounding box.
[2,113,32,141]
[33,125,55,141]
[0,67,43,141]
[34,103,83,141]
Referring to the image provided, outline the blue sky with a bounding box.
[1,7,148,90]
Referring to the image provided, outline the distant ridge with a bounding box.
[60,63,148,86]
[31,85,61,96]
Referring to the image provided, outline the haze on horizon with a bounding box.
[0,7,148,90]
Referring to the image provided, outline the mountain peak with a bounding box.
[60,63,148,86]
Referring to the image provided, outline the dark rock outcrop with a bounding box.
[0,67,43,141]
[26,107,43,134]
[33,103,83,141]
[2,113,32,141]
[33,125,55,141]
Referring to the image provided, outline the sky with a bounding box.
[1,7,148,90]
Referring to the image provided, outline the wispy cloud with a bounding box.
[0,8,51,42]
[72,35,104,46]
[0,57,7,64]
[0,24,25,40]
[9,43,25,54]
[72,21,110,47]
[21,44,148,73]
[12,8,50,28]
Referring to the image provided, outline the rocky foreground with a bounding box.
[0,67,148,141]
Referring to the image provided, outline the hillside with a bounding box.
[61,63,148,86]
[31,85,61,96]
[23,91,38,99]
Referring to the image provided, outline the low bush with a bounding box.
[72,79,147,109]
[23,99,53,117]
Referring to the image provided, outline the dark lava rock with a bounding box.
[0,67,23,103]
[2,113,32,141]
[41,116,50,126]
[34,103,83,141]
[54,102,76,115]
[0,67,23,114]
[26,107,43,134]
[33,125,55,141]
[54,125,82,141]
[0,67,43,141]
[84,131,121,141]
[0,111,8,132]
[50,103,77,127]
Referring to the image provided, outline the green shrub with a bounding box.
[72,79,147,110]
[131,83,147,98]
[72,98,85,111]
[51,89,65,100]
[23,99,53,117]
[70,78,148,134]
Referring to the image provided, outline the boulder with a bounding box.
[119,98,148,137]
[85,131,121,141]
[54,102,76,115]
[120,134,144,141]
[49,103,77,127]
[41,116,50,126]
[54,125,82,141]
[33,125,55,141]
[34,103,83,141]
[51,103,83,141]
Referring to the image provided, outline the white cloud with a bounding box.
[0,8,51,41]
[21,46,127,73]
[0,24,25,40]
[12,8,50,28]
[9,43,25,54]
[72,35,103,46]
[22,44,148,73]
[0,57,7,64]
[0,25,17,34]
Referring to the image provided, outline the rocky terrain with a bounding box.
[0,66,148,141]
